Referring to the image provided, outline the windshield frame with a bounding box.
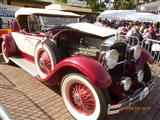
[37,14,80,29]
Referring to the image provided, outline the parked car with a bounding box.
[2,8,155,120]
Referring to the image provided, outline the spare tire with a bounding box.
[34,41,57,79]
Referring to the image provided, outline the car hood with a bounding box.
[67,22,117,38]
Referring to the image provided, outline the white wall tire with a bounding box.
[61,73,107,120]
[34,42,56,79]
[2,41,10,63]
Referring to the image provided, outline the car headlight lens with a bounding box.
[121,77,132,91]
[132,45,141,60]
[137,70,144,82]
[105,50,119,69]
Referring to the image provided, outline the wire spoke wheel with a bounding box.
[69,83,96,115]
[38,49,52,74]
[35,42,56,79]
[61,73,108,120]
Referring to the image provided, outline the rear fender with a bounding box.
[38,56,112,88]
[2,34,19,57]
[137,48,154,69]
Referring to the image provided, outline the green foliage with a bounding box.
[112,1,120,10]
[113,0,136,10]
[145,0,157,3]
[87,0,97,11]
[94,2,106,11]
[55,0,67,3]
[119,1,128,9]
[53,0,158,11]
[54,0,105,11]
[82,0,107,11]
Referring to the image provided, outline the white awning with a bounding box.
[98,10,160,22]
[15,8,80,18]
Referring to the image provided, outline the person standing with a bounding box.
[131,26,143,42]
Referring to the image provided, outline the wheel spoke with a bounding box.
[43,65,51,74]
[38,49,52,74]
[41,51,48,60]
[69,83,96,115]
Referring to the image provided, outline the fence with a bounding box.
[119,35,160,62]
[142,38,160,62]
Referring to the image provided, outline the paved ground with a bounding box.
[0,53,160,120]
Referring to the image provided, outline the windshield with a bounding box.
[38,16,79,28]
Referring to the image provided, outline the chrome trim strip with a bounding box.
[116,59,136,66]
[116,60,125,65]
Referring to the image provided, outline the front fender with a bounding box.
[2,34,18,57]
[39,56,112,88]
[137,48,154,69]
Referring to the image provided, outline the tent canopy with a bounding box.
[98,10,160,22]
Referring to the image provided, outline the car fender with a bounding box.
[37,56,112,88]
[137,48,154,69]
[2,34,19,57]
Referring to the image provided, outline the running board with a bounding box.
[9,57,38,77]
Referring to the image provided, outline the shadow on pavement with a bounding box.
[0,53,4,63]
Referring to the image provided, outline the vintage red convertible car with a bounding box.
[2,8,155,120]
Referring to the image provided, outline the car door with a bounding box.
[12,15,43,57]
[12,31,45,57]
[24,33,44,56]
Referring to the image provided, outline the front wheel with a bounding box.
[61,73,108,120]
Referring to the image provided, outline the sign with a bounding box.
[0,4,20,28]
[0,7,15,17]
[67,0,87,8]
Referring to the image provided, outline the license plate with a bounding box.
[140,87,149,101]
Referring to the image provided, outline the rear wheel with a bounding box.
[34,42,56,79]
[2,41,10,63]
[61,73,108,120]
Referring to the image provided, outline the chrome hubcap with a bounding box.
[73,93,82,107]
[39,58,44,68]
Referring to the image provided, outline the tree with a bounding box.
[55,0,105,11]
[119,1,128,9]
[113,0,137,10]
[55,0,67,3]
[3,0,11,5]
[55,0,157,11]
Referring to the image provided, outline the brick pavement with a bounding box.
[0,54,160,120]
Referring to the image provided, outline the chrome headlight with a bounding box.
[121,77,132,91]
[104,50,119,69]
[137,70,144,82]
[131,45,141,60]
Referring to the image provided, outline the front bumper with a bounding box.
[107,80,155,115]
